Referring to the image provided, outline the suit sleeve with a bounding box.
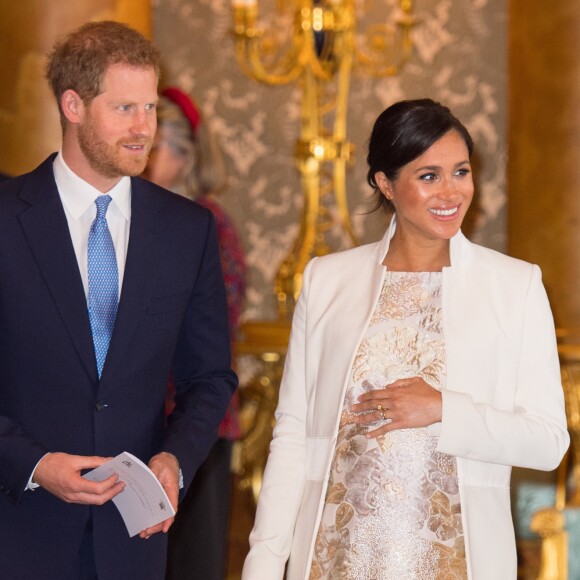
[438,264,570,470]
[163,212,238,491]
[0,417,48,502]
[242,259,315,580]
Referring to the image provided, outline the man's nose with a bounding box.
[131,111,155,136]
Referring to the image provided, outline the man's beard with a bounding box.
[78,116,151,179]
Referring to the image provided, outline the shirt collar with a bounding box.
[53,151,131,220]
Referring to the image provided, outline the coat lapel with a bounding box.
[18,156,97,380]
[311,228,391,436]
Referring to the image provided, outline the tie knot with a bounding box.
[95,195,113,219]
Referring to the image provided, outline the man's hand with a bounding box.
[139,452,180,539]
[33,452,125,504]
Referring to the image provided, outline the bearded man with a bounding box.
[0,21,236,580]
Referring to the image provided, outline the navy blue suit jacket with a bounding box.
[0,155,237,579]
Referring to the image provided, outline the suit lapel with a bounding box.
[100,178,169,381]
[18,156,97,380]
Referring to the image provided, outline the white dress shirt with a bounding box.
[53,152,131,297]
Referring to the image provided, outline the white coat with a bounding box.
[243,220,569,580]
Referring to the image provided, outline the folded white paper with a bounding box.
[84,451,176,537]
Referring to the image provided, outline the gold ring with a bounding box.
[376,404,383,412]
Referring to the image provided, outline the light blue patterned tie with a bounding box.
[88,195,118,378]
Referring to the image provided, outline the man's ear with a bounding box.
[375,171,393,200]
[61,90,85,124]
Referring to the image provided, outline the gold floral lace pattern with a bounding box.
[310,272,466,579]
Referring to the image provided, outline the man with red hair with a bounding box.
[0,21,236,579]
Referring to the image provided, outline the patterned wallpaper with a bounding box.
[152,0,507,322]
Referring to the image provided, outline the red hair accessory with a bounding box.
[161,87,201,134]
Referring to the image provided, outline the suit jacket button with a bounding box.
[95,400,108,412]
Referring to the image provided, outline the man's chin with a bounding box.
[117,157,149,178]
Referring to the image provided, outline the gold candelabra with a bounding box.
[233,0,415,319]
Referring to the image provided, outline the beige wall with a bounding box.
[0,0,151,177]
[152,0,508,321]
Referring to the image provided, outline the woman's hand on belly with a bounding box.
[350,377,442,438]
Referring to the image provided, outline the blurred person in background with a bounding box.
[144,86,246,580]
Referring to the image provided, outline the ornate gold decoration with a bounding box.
[560,347,580,507]
[233,0,415,319]
[529,334,580,580]
[529,455,568,580]
[231,321,290,503]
